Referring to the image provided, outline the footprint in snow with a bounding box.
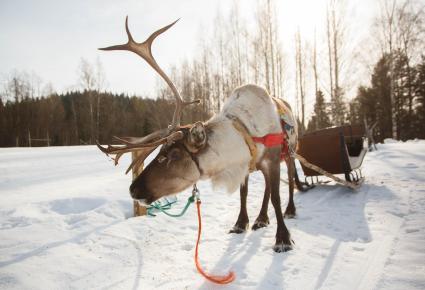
[405,228,419,234]
[352,246,365,252]
[181,244,193,251]
[49,197,106,215]
[404,163,418,169]
[65,214,87,226]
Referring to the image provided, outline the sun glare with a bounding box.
[232,0,327,42]
[278,0,327,41]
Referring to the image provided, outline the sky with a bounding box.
[0,0,379,102]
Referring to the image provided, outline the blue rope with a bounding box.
[146,185,200,218]
[147,196,195,217]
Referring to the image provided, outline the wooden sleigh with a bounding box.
[297,125,367,188]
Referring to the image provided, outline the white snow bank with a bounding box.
[0,142,424,289]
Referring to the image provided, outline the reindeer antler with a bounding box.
[97,16,199,171]
[99,16,199,131]
[96,131,184,173]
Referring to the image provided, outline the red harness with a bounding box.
[233,97,292,163]
[252,133,285,147]
[252,121,289,161]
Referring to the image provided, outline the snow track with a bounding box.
[0,141,424,289]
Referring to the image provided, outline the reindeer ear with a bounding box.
[186,121,207,152]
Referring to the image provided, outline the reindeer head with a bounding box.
[97,17,206,204]
[130,122,207,203]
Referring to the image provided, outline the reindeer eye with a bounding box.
[168,148,182,161]
[158,156,167,163]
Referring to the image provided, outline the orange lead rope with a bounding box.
[194,198,236,284]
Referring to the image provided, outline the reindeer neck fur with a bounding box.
[196,115,251,193]
[196,84,282,193]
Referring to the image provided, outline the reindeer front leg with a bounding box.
[268,158,293,252]
[229,175,249,234]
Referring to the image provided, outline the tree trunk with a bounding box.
[326,5,334,103]
[71,99,79,144]
[132,151,146,217]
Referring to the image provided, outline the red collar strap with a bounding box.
[252,133,285,147]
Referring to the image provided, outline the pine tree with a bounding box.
[307,90,332,132]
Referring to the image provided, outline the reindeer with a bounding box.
[97,18,307,252]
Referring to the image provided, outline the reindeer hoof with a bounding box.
[284,207,296,219]
[229,224,248,234]
[284,212,296,219]
[252,215,269,230]
[273,242,293,253]
[252,220,269,230]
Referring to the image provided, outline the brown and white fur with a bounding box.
[131,84,301,252]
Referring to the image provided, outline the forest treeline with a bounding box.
[1,0,424,147]
[0,90,209,147]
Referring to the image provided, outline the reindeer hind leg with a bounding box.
[284,157,296,219]
[294,158,314,192]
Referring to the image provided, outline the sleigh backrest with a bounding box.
[297,125,366,177]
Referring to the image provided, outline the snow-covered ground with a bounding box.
[0,140,424,290]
